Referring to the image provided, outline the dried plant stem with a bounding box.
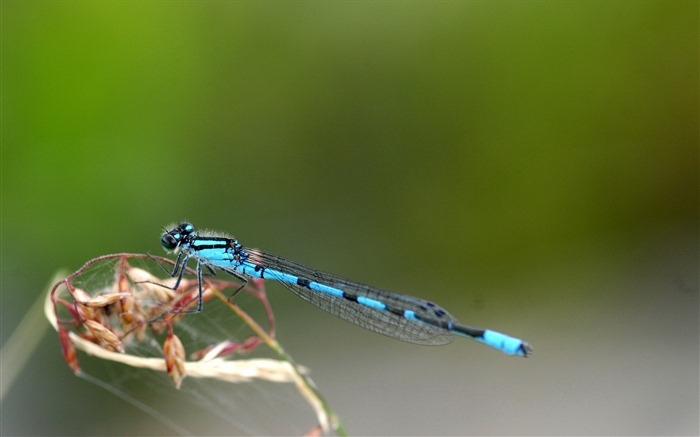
[210,285,348,436]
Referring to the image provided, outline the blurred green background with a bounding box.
[2,1,697,435]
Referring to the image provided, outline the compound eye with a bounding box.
[161,233,179,250]
[179,222,195,235]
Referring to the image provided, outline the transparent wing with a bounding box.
[242,248,457,345]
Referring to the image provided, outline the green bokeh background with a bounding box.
[2,1,697,435]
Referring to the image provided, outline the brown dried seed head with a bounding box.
[126,267,158,284]
[120,311,134,325]
[121,293,133,312]
[118,306,139,331]
[76,303,97,321]
[84,320,124,352]
[117,270,130,294]
[132,276,176,305]
[71,288,91,303]
[164,333,186,389]
[82,292,129,308]
[149,282,177,304]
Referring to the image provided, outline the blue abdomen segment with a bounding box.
[479,330,530,357]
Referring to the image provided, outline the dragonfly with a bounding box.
[159,222,532,357]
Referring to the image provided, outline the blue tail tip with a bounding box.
[482,330,533,357]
